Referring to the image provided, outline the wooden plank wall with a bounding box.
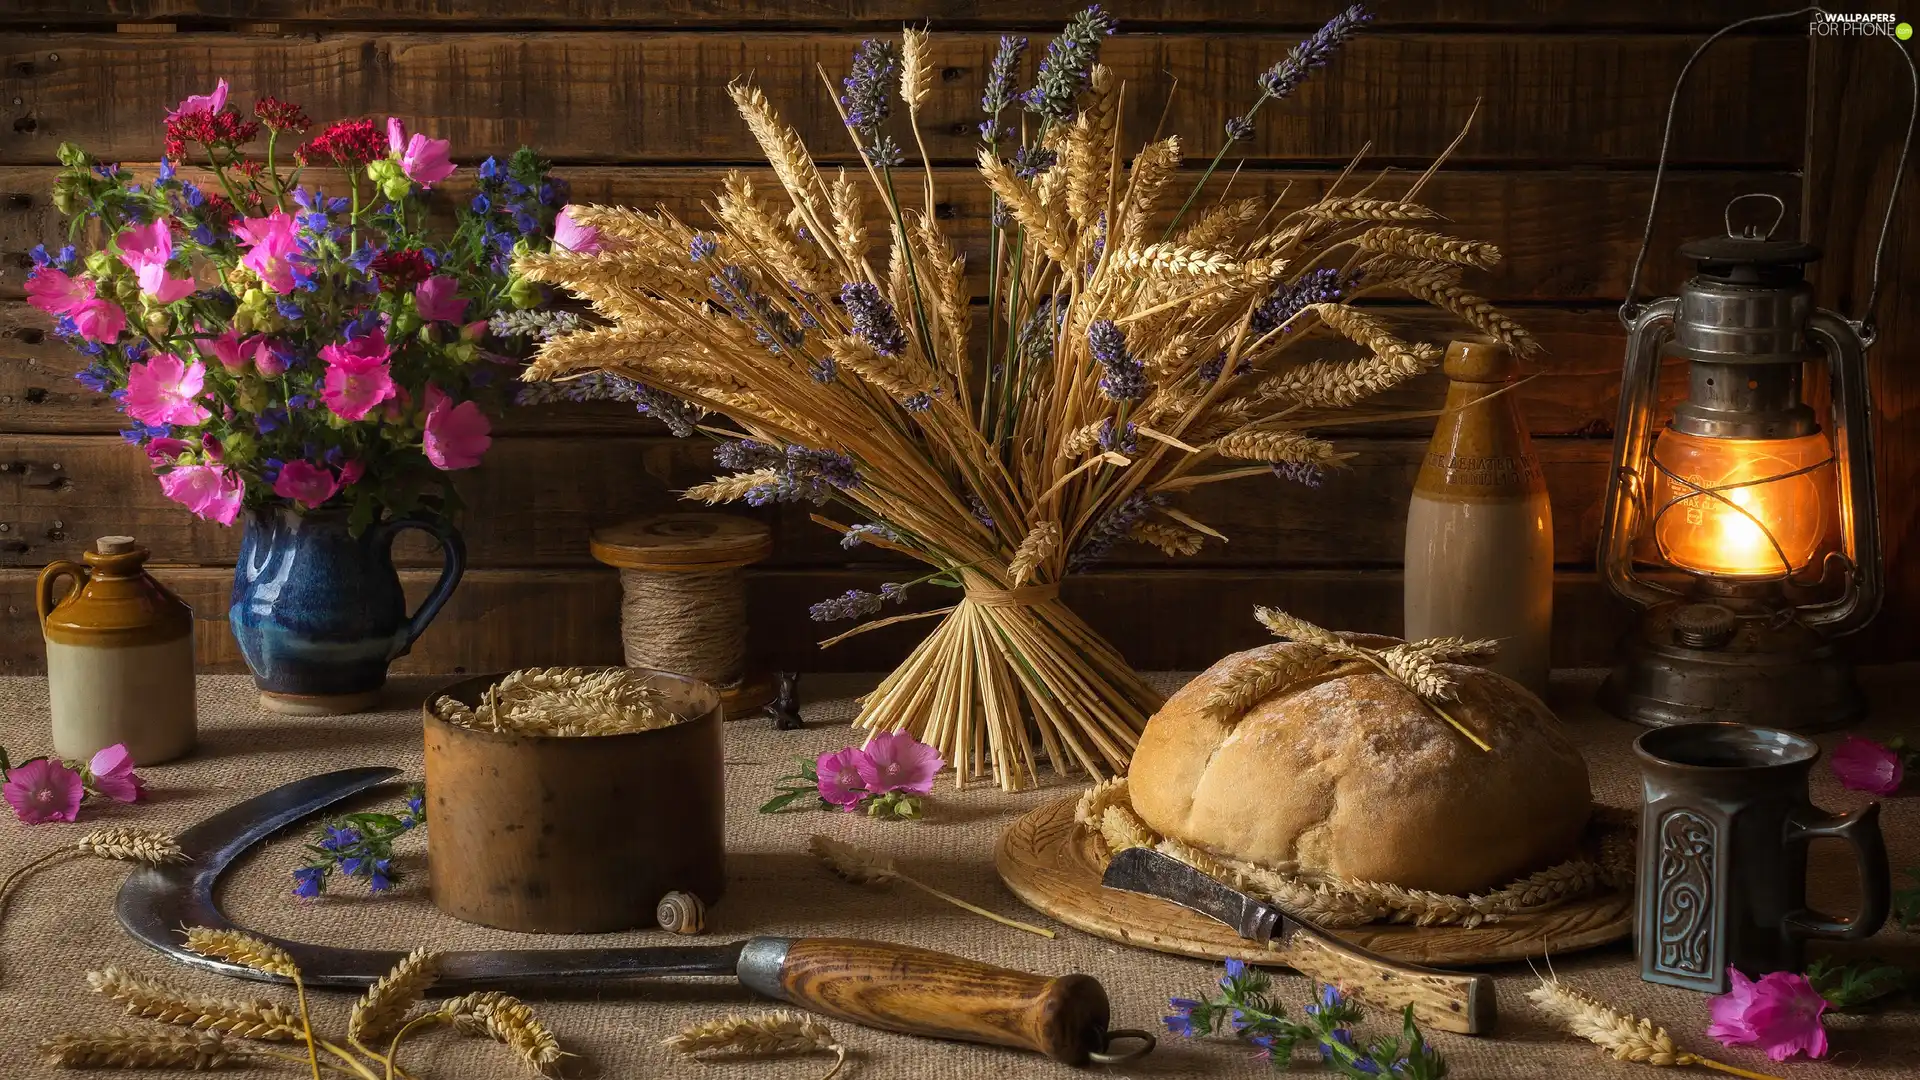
[1,1,1911,678]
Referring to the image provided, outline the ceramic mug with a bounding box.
[1634,722,1890,994]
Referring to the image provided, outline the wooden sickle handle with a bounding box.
[1271,928,1497,1035]
[742,937,1111,1063]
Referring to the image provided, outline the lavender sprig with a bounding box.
[1089,318,1146,401]
[1166,3,1373,239]
[841,521,904,549]
[1070,491,1167,570]
[842,39,904,165]
[513,370,702,437]
[1273,461,1327,488]
[1251,268,1355,336]
[808,581,911,622]
[979,35,1030,145]
[1166,961,1447,1078]
[716,438,861,504]
[841,282,909,356]
[1021,5,1117,123]
[489,308,584,342]
[1012,145,1059,180]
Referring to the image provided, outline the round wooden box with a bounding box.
[422,669,725,934]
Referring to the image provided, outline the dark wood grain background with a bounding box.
[0,1,1911,677]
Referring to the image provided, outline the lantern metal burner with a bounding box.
[1597,7,1916,730]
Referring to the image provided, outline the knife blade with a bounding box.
[1102,846,1497,1035]
[115,768,1144,1064]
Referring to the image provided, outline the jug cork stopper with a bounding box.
[95,536,138,555]
[1442,337,1515,383]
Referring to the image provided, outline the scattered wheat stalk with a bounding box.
[348,947,439,1051]
[807,834,1055,938]
[440,992,569,1078]
[87,966,304,1042]
[2,827,188,964]
[40,1030,262,1070]
[665,1011,848,1080]
[1528,977,1784,1080]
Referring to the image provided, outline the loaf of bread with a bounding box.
[1127,638,1592,896]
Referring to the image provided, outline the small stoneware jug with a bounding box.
[1634,722,1889,994]
[38,536,197,765]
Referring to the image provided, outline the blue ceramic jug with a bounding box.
[230,506,465,714]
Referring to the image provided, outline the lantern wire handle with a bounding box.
[1623,6,1919,344]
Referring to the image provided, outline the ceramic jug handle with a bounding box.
[36,560,88,623]
[1782,801,1891,941]
[376,517,467,661]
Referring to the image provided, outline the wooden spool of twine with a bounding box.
[590,513,776,714]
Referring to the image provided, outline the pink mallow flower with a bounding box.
[1831,736,1904,796]
[856,731,944,795]
[25,267,94,315]
[273,459,339,509]
[158,464,244,525]
[86,743,146,803]
[124,353,211,427]
[167,77,228,119]
[387,118,457,187]
[815,748,871,810]
[144,435,192,465]
[552,206,602,254]
[3,758,85,824]
[201,329,263,374]
[70,298,127,343]
[1708,967,1829,1062]
[116,218,174,277]
[232,210,302,294]
[319,329,397,421]
[422,383,491,470]
[414,275,468,323]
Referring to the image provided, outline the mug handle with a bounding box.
[373,516,467,661]
[36,560,88,623]
[1782,801,1891,941]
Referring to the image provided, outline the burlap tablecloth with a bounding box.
[2,670,1917,1079]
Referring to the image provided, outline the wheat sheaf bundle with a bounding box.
[665,1011,849,1080]
[433,666,684,737]
[808,834,1056,938]
[1075,778,1634,929]
[47,934,573,1078]
[1528,978,1785,1080]
[515,8,1529,790]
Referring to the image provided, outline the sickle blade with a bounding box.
[115,767,746,989]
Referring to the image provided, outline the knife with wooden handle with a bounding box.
[1101,846,1498,1035]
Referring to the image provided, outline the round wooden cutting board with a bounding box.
[996,796,1633,967]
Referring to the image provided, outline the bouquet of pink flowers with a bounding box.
[24,78,591,530]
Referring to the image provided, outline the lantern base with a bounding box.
[1598,600,1866,731]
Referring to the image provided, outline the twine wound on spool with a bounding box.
[591,514,776,714]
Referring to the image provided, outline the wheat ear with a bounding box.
[86,966,304,1042]
[76,826,187,865]
[40,1030,263,1070]
[441,992,568,1078]
[1008,521,1062,585]
[685,469,779,504]
[1252,606,1342,645]
[1527,978,1784,1080]
[183,928,321,1079]
[348,948,440,1049]
[808,834,1055,938]
[665,1011,848,1080]
[1203,650,1333,720]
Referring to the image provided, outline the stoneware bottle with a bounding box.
[38,536,197,764]
[1404,337,1554,696]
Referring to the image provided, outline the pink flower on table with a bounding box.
[86,743,146,803]
[3,758,85,824]
[856,731,944,795]
[144,435,192,464]
[157,464,244,525]
[70,298,127,343]
[386,118,457,187]
[319,328,397,421]
[1709,967,1829,1061]
[232,210,302,294]
[25,267,94,315]
[552,206,603,254]
[413,275,468,323]
[166,77,229,119]
[1831,736,1903,796]
[273,460,339,509]
[125,353,211,427]
[422,383,491,470]
[815,748,871,810]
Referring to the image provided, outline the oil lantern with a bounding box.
[1597,202,1879,730]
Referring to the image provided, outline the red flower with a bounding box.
[371,248,434,291]
[253,96,311,135]
[298,118,387,169]
[163,109,261,160]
